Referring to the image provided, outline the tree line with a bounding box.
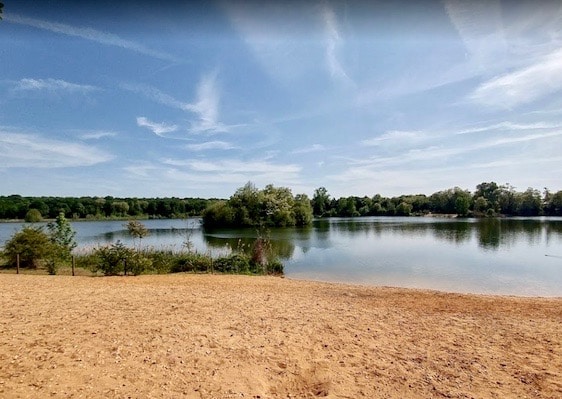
[311,182,562,218]
[1,181,561,222]
[0,195,212,221]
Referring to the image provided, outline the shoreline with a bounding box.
[1,273,560,398]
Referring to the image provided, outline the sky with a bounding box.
[1,0,561,199]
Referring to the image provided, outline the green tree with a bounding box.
[203,183,313,228]
[395,202,413,216]
[126,220,149,251]
[497,184,518,215]
[293,194,313,226]
[474,196,489,214]
[312,187,330,217]
[3,227,55,268]
[545,190,562,216]
[454,195,470,217]
[24,208,43,223]
[474,182,500,211]
[47,211,77,260]
[452,189,471,217]
[516,188,542,216]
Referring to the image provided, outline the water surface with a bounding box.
[1,217,561,296]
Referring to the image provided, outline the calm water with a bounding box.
[1,217,561,296]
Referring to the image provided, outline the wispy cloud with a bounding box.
[4,13,178,62]
[80,131,117,140]
[189,72,229,133]
[361,130,423,146]
[341,130,562,174]
[456,121,562,135]
[468,48,562,108]
[0,130,112,168]
[125,73,233,135]
[14,78,99,93]
[444,0,507,69]
[186,141,237,151]
[161,158,301,185]
[321,4,352,84]
[291,144,326,154]
[121,83,193,111]
[136,117,178,137]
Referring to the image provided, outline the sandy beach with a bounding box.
[0,274,560,398]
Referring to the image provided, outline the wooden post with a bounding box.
[16,254,20,274]
[123,259,127,276]
[71,256,75,276]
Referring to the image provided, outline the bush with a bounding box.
[3,226,55,268]
[145,250,174,274]
[93,241,132,275]
[214,254,251,274]
[24,209,43,223]
[170,252,213,273]
[127,252,152,276]
[267,259,284,275]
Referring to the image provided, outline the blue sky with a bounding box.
[1,0,561,198]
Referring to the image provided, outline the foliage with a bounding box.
[312,187,330,217]
[0,195,211,220]
[125,220,149,250]
[47,212,77,260]
[395,202,413,216]
[24,209,43,223]
[2,226,56,268]
[170,252,213,273]
[202,182,313,228]
[1,182,561,222]
[92,241,133,275]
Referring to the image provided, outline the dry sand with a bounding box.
[0,274,560,398]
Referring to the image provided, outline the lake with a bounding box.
[1,217,561,296]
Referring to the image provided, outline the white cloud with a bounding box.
[5,13,178,62]
[456,121,562,135]
[361,130,423,146]
[186,159,300,174]
[121,83,193,112]
[291,144,326,154]
[468,48,562,108]
[80,131,117,140]
[136,117,178,137]
[444,0,507,68]
[223,2,323,84]
[0,131,112,168]
[160,158,301,186]
[189,72,229,134]
[15,78,99,93]
[321,4,351,84]
[125,73,232,135]
[186,141,237,151]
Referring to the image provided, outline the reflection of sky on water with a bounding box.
[1,217,561,296]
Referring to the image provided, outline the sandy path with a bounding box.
[0,274,560,398]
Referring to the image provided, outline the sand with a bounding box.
[0,274,560,399]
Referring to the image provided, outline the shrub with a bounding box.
[24,209,43,223]
[214,254,251,274]
[170,252,212,273]
[3,226,55,268]
[93,241,132,276]
[267,259,284,275]
[127,252,152,276]
[145,250,174,274]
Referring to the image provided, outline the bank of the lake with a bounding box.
[1,273,560,398]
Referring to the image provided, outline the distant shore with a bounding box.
[1,274,560,398]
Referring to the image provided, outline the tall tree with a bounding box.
[312,187,330,217]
